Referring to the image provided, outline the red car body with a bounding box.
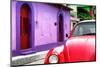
[44,20,96,64]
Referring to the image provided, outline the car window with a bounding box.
[72,22,95,37]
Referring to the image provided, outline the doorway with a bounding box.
[20,4,31,50]
[58,14,64,44]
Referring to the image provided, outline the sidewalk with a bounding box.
[12,50,49,66]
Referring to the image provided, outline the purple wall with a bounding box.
[12,1,71,56]
[34,3,59,46]
[12,0,16,51]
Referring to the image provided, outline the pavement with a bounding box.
[26,58,44,65]
[12,50,49,66]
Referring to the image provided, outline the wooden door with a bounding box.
[20,4,30,50]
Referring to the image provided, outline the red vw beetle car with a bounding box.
[44,20,96,64]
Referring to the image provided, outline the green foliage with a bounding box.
[77,12,92,20]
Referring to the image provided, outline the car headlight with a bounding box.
[49,54,58,63]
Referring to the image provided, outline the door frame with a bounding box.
[57,10,64,45]
[16,2,35,55]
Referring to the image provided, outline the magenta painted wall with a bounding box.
[12,1,71,56]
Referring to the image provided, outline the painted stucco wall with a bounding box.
[63,10,70,40]
[33,3,59,46]
[12,1,70,54]
[12,1,16,50]
[33,3,70,46]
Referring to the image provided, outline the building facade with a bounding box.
[12,1,71,56]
